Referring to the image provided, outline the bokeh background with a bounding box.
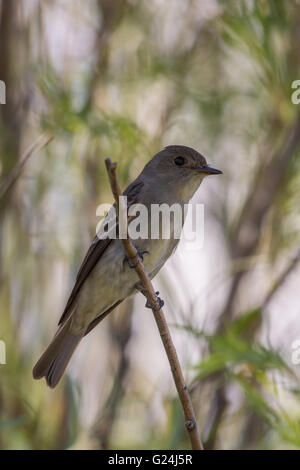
[1,0,300,450]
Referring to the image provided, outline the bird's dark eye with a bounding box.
[174,156,185,166]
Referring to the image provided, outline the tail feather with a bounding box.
[33,318,82,388]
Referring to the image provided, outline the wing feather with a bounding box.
[58,179,144,326]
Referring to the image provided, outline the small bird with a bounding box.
[33,145,222,388]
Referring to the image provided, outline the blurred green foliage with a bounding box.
[2,0,300,450]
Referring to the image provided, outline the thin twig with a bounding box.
[0,132,53,201]
[105,158,203,451]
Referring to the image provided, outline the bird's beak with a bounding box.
[193,165,222,175]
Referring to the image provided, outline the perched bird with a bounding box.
[33,145,222,388]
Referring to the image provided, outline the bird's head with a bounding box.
[141,145,222,201]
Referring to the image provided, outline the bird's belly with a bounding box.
[72,241,137,331]
[71,237,179,333]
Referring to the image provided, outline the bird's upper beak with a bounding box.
[193,165,222,175]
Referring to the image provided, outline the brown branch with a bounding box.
[0,132,53,201]
[105,158,203,451]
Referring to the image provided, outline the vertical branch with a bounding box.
[105,158,203,451]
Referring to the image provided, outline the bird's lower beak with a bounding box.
[194,166,222,175]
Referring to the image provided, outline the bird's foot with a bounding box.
[124,249,149,268]
[145,291,164,311]
[135,283,164,311]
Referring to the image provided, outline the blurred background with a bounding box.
[1,0,300,450]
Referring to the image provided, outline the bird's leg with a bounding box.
[123,249,149,268]
[149,292,164,310]
[135,282,164,311]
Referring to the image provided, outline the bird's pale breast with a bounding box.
[71,234,179,333]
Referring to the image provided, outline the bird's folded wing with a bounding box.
[58,235,113,325]
[58,179,145,326]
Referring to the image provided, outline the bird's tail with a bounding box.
[33,317,82,388]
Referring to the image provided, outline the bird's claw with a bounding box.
[135,283,165,311]
[145,291,164,311]
[124,249,149,268]
[137,249,149,263]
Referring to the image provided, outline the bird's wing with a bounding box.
[58,179,144,326]
[84,299,123,335]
